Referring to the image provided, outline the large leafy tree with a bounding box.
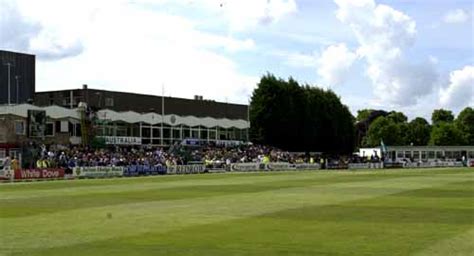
[356,109,374,122]
[432,109,454,125]
[429,122,464,146]
[250,74,355,153]
[366,116,402,146]
[387,111,408,124]
[456,107,474,145]
[404,117,431,146]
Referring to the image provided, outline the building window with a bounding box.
[172,128,181,139]
[428,151,435,159]
[163,128,171,139]
[200,129,208,140]
[105,97,114,107]
[15,121,25,135]
[75,124,82,137]
[142,127,151,138]
[183,127,190,138]
[469,151,474,158]
[396,151,403,159]
[421,151,427,160]
[413,151,420,160]
[436,151,443,159]
[404,151,411,159]
[191,129,199,139]
[152,128,161,138]
[445,151,453,159]
[45,122,54,137]
[209,129,216,140]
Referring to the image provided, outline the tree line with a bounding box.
[360,108,474,147]
[249,74,473,153]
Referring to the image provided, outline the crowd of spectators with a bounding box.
[16,142,299,170]
[9,141,391,171]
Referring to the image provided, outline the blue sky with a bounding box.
[1,0,473,120]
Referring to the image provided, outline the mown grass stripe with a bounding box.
[1,170,471,255]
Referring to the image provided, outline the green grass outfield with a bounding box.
[1,168,473,256]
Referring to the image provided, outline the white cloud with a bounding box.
[443,9,470,24]
[132,0,297,31]
[439,66,474,110]
[272,50,318,68]
[316,43,357,86]
[334,0,438,106]
[0,0,41,51]
[5,0,258,103]
[0,0,85,60]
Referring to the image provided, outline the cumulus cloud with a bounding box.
[333,0,438,106]
[0,0,41,51]
[439,66,474,109]
[197,0,298,31]
[24,1,258,103]
[317,43,357,86]
[132,0,297,31]
[443,9,470,24]
[0,0,84,60]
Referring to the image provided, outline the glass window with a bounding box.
[218,128,227,140]
[152,128,160,138]
[15,121,25,135]
[468,151,474,158]
[445,151,453,159]
[436,151,443,159]
[172,129,181,139]
[428,151,435,159]
[45,122,54,136]
[209,129,216,140]
[453,151,462,159]
[200,129,208,140]
[75,124,82,137]
[421,151,427,159]
[191,129,199,139]
[163,128,171,138]
[397,151,403,158]
[183,128,190,139]
[413,151,420,160]
[141,127,151,138]
[404,151,411,159]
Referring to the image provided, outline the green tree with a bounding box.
[387,111,408,124]
[429,122,464,145]
[404,117,431,146]
[356,109,374,122]
[455,107,474,145]
[250,74,355,153]
[366,116,402,146]
[431,109,454,125]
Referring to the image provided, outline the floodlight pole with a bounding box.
[3,62,12,105]
[15,75,20,104]
[161,84,165,146]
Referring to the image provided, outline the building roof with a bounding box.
[35,88,248,120]
[0,104,250,129]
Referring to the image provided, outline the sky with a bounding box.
[1,0,473,120]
